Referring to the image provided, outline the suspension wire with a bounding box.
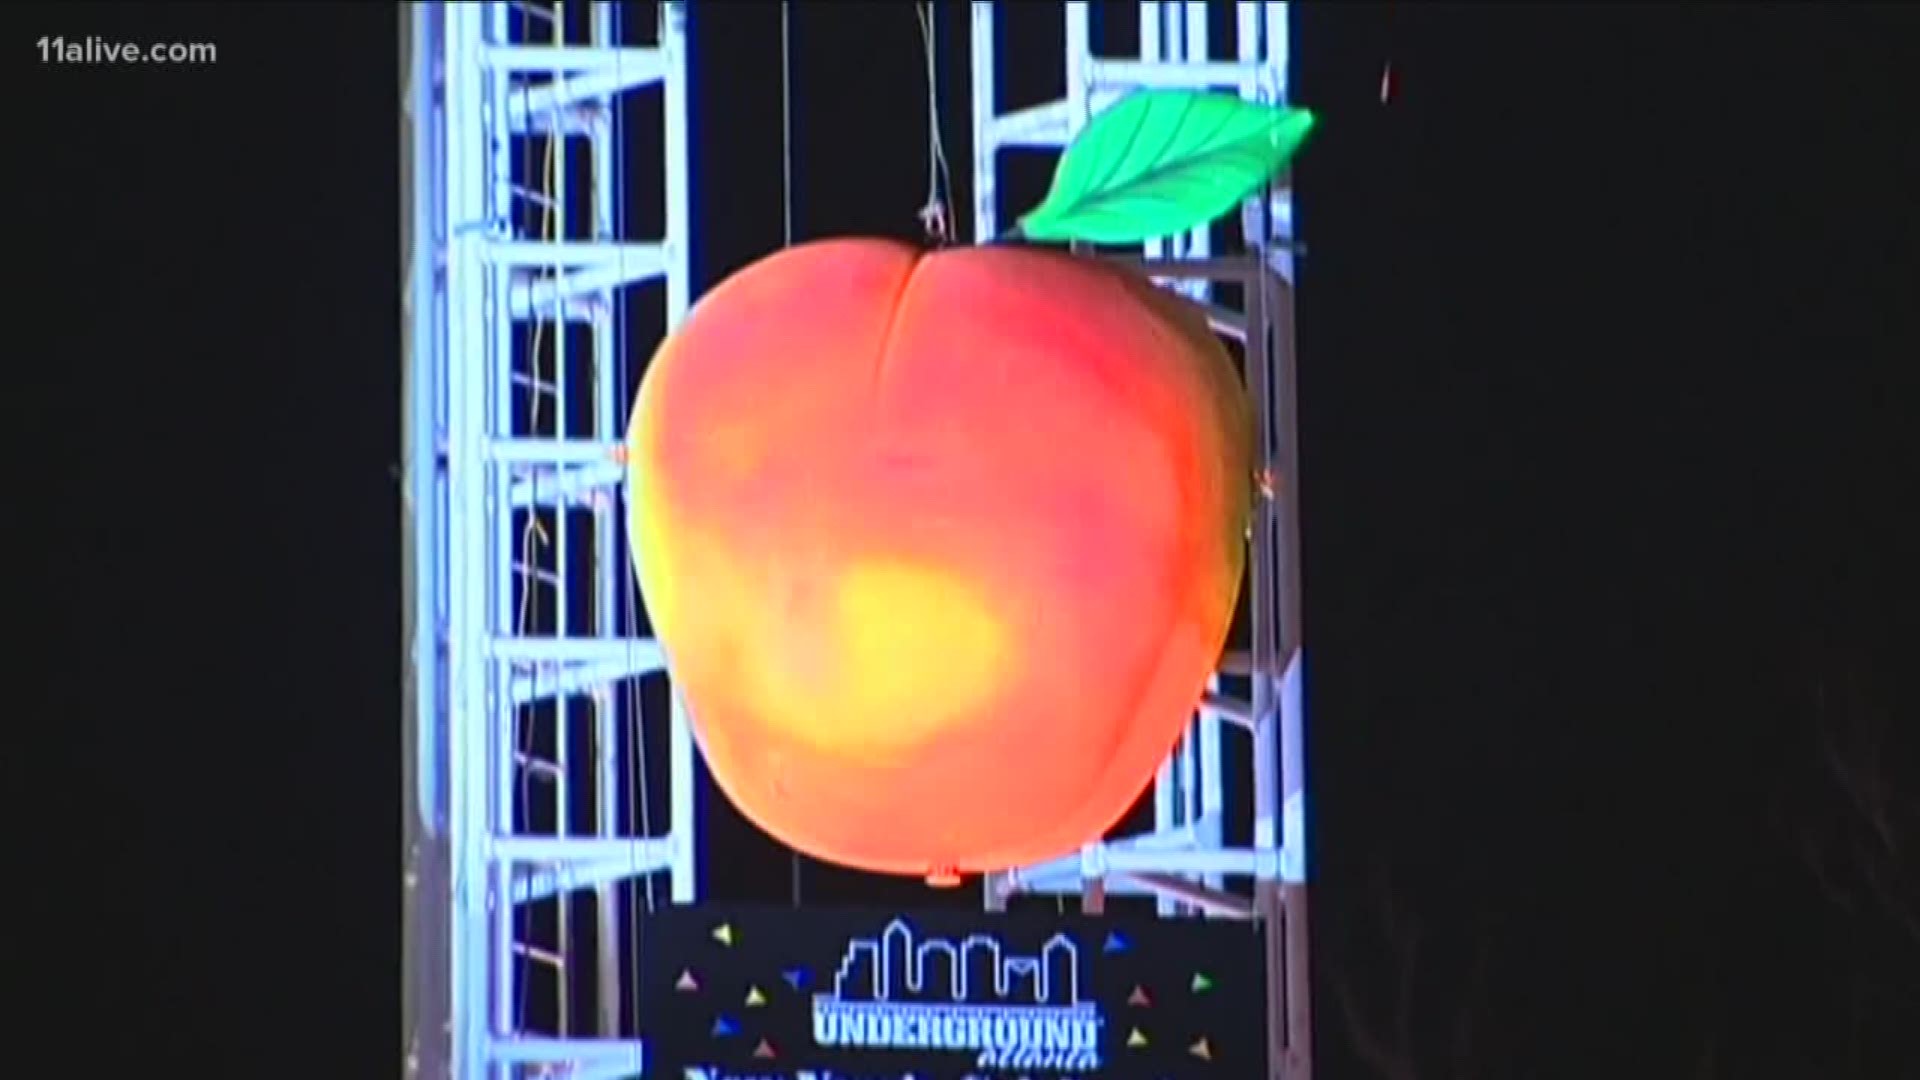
[781,0,795,250]
[615,11,653,910]
[606,6,661,1056]
[915,1,954,245]
[778,0,805,910]
[510,0,565,1038]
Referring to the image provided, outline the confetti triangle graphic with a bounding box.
[711,1015,737,1037]
[674,969,699,992]
[712,923,734,946]
[1190,971,1214,993]
[1104,930,1130,954]
[782,966,809,991]
[752,1038,777,1059]
[1189,1036,1213,1061]
[1127,1028,1149,1049]
[1128,985,1152,1007]
[745,985,767,1007]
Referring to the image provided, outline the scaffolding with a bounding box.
[402,3,690,1077]
[969,5,1312,1077]
[404,3,1309,1077]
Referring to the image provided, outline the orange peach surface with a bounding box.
[626,238,1252,878]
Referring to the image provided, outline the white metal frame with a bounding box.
[969,4,1311,1077]
[406,3,1309,1076]
[403,3,693,1077]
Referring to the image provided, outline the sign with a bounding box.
[638,905,1269,1080]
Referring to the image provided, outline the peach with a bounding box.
[627,238,1251,878]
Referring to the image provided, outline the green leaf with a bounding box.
[1016,91,1315,245]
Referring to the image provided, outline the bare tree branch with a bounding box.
[1449,941,1488,1080]
[1794,821,1857,917]
[1335,860,1420,1080]
[1335,958,1418,1080]
[1801,674,1919,949]
[1778,657,1920,1075]
[1691,1032,1716,1080]
[1818,699,1901,862]
[1332,860,1494,1080]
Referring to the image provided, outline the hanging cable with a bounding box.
[915,2,954,245]
[613,3,661,1055]
[777,0,806,909]
[510,0,566,1037]
[781,0,795,250]
[609,8,653,931]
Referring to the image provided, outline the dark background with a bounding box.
[22,2,1918,1078]
[637,906,1269,1078]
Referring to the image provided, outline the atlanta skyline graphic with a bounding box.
[830,919,1088,1005]
[813,920,1101,1073]
[639,906,1267,1080]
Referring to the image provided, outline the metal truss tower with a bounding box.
[969,4,1312,1077]
[403,2,692,1077]
[405,2,1307,1077]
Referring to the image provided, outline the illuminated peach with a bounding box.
[627,238,1251,879]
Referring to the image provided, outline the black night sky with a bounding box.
[25,3,1919,1078]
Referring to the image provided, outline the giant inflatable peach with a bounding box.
[625,89,1312,880]
[627,239,1250,878]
